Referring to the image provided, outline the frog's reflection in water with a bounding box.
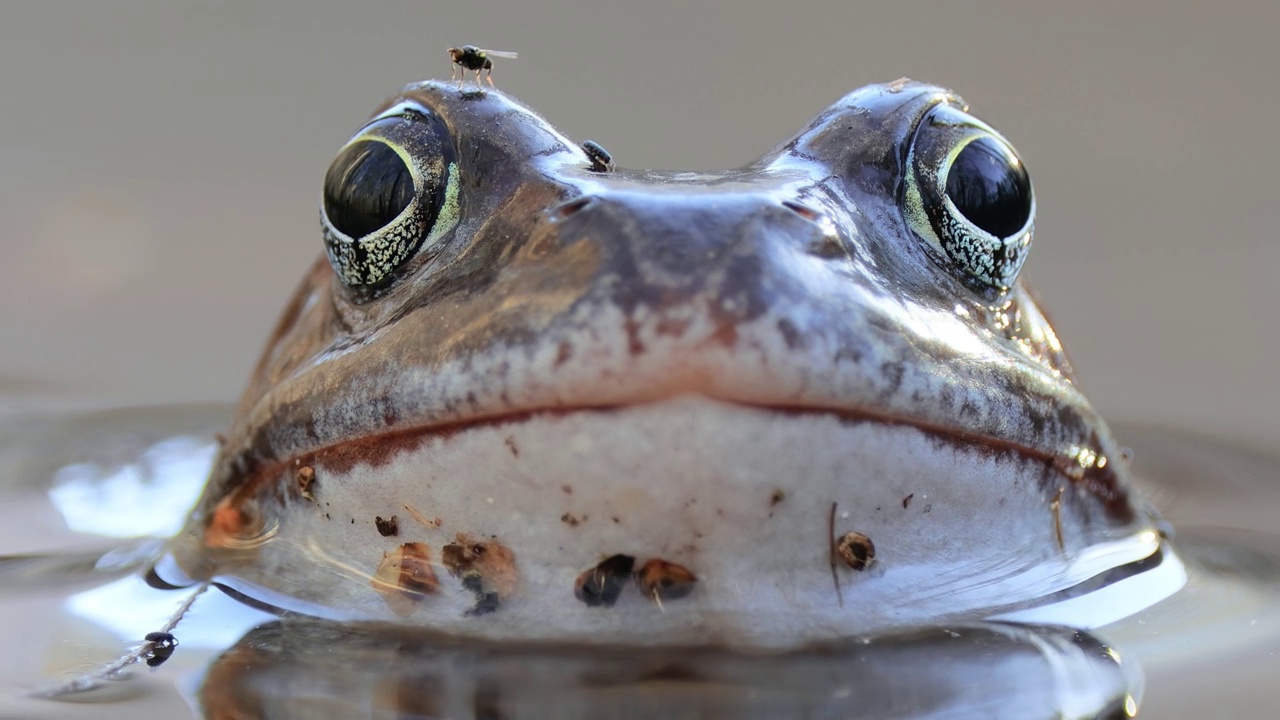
[198,619,1137,719]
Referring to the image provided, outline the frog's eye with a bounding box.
[320,108,459,295]
[902,103,1033,297]
[325,142,415,240]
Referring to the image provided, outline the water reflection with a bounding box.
[47,436,215,539]
[197,619,1139,720]
[4,410,1280,718]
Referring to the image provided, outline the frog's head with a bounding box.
[155,80,1179,647]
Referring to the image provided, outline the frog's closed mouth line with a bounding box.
[218,395,1132,523]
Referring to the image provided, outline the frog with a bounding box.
[148,79,1180,649]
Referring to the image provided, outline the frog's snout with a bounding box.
[543,188,844,316]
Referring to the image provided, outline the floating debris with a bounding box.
[574,554,635,607]
[295,465,316,501]
[836,531,876,571]
[635,559,698,608]
[372,542,439,617]
[375,515,399,537]
[442,533,520,615]
[403,503,442,529]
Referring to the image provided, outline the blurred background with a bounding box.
[0,5,1277,718]
[0,1,1275,449]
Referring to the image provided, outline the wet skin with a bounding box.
[154,80,1173,648]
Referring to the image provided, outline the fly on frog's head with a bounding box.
[448,45,519,89]
[154,80,1180,649]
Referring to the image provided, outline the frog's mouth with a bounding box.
[213,390,1139,528]
[168,395,1177,647]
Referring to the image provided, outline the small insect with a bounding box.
[581,140,614,173]
[448,45,519,89]
[142,632,178,668]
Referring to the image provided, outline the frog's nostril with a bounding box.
[781,199,824,223]
[780,200,846,259]
[552,196,595,221]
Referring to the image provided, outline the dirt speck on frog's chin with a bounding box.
[635,559,698,607]
[295,466,316,501]
[836,531,876,571]
[441,533,520,615]
[374,515,399,537]
[371,542,440,617]
[574,554,636,608]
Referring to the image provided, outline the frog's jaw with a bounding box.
[160,396,1178,648]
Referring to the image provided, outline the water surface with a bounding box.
[1,407,1276,718]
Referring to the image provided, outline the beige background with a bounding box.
[0,4,1277,718]
[1,1,1275,455]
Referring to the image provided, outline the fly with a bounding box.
[448,45,519,89]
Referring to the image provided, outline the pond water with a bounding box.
[1,406,1276,719]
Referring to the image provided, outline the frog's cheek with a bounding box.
[159,397,1176,649]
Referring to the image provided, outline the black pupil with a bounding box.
[944,137,1031,238]
[323,141,415,239]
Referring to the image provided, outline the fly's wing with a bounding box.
[480,49,519,59]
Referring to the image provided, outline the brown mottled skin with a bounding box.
[150,80,1172,646]
[203,81,1133,524]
